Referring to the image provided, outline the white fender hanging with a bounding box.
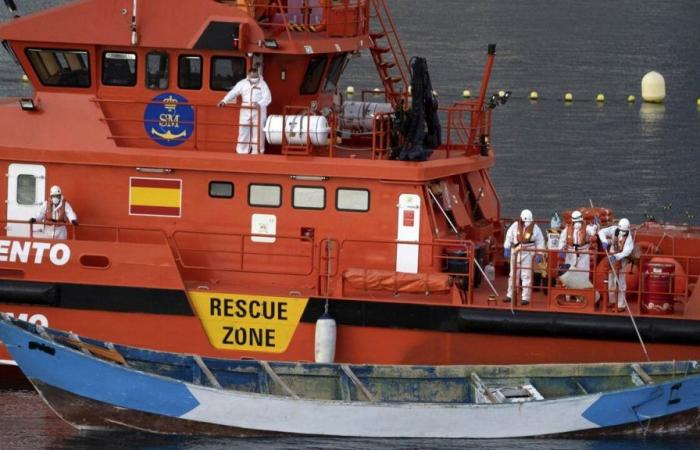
[314,311,336,363]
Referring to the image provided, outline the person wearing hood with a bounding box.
[598,218,634,310]
[218,66,272,154]
[503,209,545,305]
[29,185,78,239]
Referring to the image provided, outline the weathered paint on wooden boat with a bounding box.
[2,315,699,438]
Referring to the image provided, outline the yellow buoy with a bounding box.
[627,95,636,103]
[696,98,700,107]
[373,88,381,96]
[462,89,471,99]
[564,92,573,102]
[498,90,506,99]
[596,93,605,103]
[21,74,28,83]
[641,71,665,103]
[346,86,355,96]
[432,90,438,98]
[529,91,539,101]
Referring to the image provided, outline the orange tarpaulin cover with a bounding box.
[343,268,452,293]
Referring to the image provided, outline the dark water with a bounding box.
[1,0,700,448]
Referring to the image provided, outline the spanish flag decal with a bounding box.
[129,177,182,217]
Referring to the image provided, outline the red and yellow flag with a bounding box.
[129,178,182,217]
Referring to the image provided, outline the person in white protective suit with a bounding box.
[557,210,598,287]
[218,67,272,154]
[29,185,78,240]
[598,218,634,310]
[503,209,545,305]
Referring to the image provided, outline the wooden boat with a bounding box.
[2,315,700,438]
[0,0,699,380]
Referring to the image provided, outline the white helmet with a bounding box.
[49,185,62,197]
[571,210,583,223]
[520,209,533,223]
[618,218,630,232]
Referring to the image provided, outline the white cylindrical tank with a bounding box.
[641,71,666,103]
[264,115,330,146]
[314,312,336,363]
[340,101,393,132]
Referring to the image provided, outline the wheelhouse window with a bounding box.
[211,57,246,91]
[178,55,202,90]
[300,56,327,95]
[102,52,137,86]
[323,53,347,92]
[209,181,234,199]
[26,48,90,87]
[249,184,282,208]
[16,175,36,205]
[146,52,169,90]
[293,186,325,210]
[336,188,370,212]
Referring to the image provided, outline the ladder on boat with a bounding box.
[368,0,410,108]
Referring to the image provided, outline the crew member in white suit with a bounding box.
[503,209,545,305]
[218,66,272,154]
[598,218,634,310]
[29,185,78,240]
[557,210,597,280]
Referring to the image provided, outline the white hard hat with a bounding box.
[571,210,583,222]
[520,209,533,222]
[618,218,630,232]
[49,185,62,197]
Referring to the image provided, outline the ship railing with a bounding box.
[252,0,370,40]
[507,246,700,316]
[320,237,477,304]
[440,100,493,158]
[172,230,315,276]
[1,220,169,245]
[92,97,261,151]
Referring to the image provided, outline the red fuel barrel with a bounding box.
[642,262,675,314]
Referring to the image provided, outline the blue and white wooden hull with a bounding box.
[2,318,700,438]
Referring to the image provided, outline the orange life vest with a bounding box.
[566,223,594,248]
[515,221,535,245]
[45,200,68,223]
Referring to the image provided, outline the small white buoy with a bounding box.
[498,90,506,99]
[641,71,665,103]
[346,86,355,97]
[627,95,636,103]
[21,74,28,83]
[314,311,336,363]
[564,92,574,102]
[462,89,471,99]
[529,91,539,101]
[596,93,605,103]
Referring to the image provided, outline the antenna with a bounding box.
[130,0,139,46]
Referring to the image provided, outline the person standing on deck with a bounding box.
[29,185,78,240]
[598,218,634,310]
[218,66,272,154]
[558,210,597,283]
[503,209,545,305]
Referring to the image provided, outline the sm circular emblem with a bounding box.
[144,93,194,147]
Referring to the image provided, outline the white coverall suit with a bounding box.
[504,221,545,303]
[598,225,634,308]
[557,223,597,278]
[34,199,77,240]
[220,76,272,154]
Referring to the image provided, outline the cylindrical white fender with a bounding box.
[264,115,330,146]
[314,312,336,363]
[340,101,393,131]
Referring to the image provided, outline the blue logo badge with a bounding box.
[144,93,194,147]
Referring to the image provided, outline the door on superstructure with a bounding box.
[396,193,421,274]
[6,163,45,237]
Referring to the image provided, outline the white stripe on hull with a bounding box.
[182,386,601,438]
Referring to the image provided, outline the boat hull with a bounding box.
[3,318,700,439]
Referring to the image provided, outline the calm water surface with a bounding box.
[1,0,699,448]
